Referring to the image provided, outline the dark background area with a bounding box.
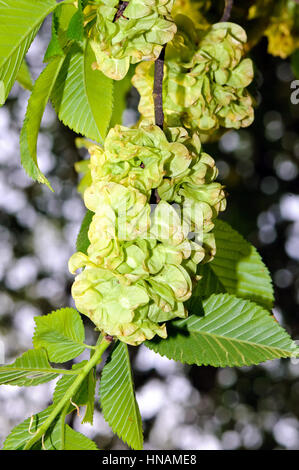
[0,20,299,449]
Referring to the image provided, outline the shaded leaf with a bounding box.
[76,210,93,254]
[82,361,96,424]
[291,48,299,79]
[53,361,89,414]
[20,56,64,190]
[192,220,274,310]
[66,0,84,42]
[44,10,64,62]
[16,59,33,91]
[109,66,134,128]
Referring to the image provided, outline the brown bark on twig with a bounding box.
[151,46,166,204]
[153,45,166,130]
[113,1,129,22]
[220,0,233,22]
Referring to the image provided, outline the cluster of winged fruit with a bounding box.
[69,125,226,345]
[86,0,177,80]
[133,16,254,135]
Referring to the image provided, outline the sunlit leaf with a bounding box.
[100,342,143,450]
[33,308,86,362]
[3,405,59,450]
[0,0,57,104]
[0,349,67,387]
[146,294,299,367]
[51,41,113,142]
[64,425,98,450]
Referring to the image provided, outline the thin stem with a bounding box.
[151,45,166,204]
[23,336,113,450]
[220,0,233,22]
[153,45,166,130]
[113,1,129,22]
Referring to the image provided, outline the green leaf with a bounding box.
[0,0,57,104]
[0,349,68,387]
[64,425,98,450]
[76,210,93,254]
[2,406,98,450]
[44,10,64,62]
[109,67,134,128]
[3,405,58,450]
[66,0,84,42]
[32,412,65,450]
[41,417,63,450]
[33,308,86,363]
[53,361,90,413]
[51,41,113,143]
[2,406,86,450]
[82,358,96,424]
[192,220,274,310]
[0,80,4,105]
[20,56,65,190]
[54,2,77,34]
[146,294,299,367]
[291,49,299,78]
[16,59,33,91]
[100,342,143,450]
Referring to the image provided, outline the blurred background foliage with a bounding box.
[1,2,299,450]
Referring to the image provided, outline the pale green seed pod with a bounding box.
[87,0,177,80]
[132,17,254,135]
[69,124,226,345]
